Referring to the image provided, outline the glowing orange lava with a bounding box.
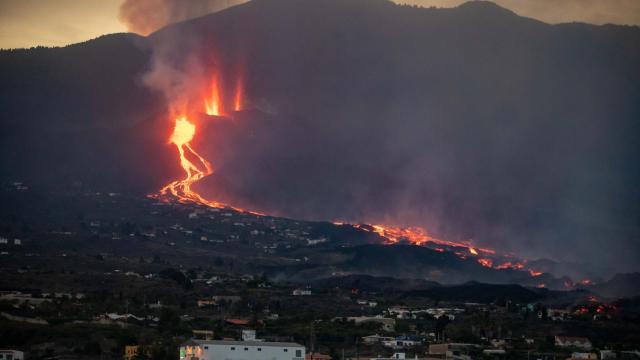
[156,115,266,217]
[356,224,495,254]
[234,76,244,111]
[528,270,543,277]
[495,261,526,270]
[478,258,493,268]
[205,76,222,116]
[153,70,554,284]
[158,116,226,208]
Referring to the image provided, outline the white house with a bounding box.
[242,330,257,341]
[555,336,593,350]
[180,340,305,360]
[547,308,570,321]
[0,350,24,360]
[362,334,395,344]
[382,336,421,349]
[370,353,405,360]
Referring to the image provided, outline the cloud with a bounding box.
[118,0,249,36]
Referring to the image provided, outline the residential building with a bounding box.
[555,336,593,350]
[547,308,571,321]
[292,289,312,296]
[0,350,24,360]
[382,336,422,349]
[179,340,305,360]
[242,330,257,341]
[362,334,395,345]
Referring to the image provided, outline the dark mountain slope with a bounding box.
[0,0,639,269]
[0,33,171,191]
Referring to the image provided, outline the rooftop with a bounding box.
[183,339,304,348]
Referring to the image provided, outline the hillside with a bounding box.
[0,0,639,270]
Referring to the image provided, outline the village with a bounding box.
[1,185,639,359]
[1,256,639,360]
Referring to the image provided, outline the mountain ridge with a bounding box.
[1,0,638,271]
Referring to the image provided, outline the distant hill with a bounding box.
[410,281,543,303]
[1,0,639,269]
[312,274,439,292]
[586,273,640,299]
[313,275,546,304]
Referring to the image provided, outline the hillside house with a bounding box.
[547,308,571,321]
[383,336,422,349]
[292,289,312,296]
[555,336,593,350]
[362,334,395,344]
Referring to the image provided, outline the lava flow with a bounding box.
[205,75,222,116]
[353,224,495,254]
[156,116,227,208]
[153,69,545,282]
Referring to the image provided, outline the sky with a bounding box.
[1,0,639,49]
[0,0,126,49]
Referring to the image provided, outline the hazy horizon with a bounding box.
[1,0,640,49]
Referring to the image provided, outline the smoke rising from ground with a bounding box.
[118,0,248,35]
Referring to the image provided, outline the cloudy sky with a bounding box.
[1,0,639,49]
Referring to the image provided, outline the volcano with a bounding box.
[1,0,639,274]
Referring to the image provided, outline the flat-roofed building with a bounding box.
[0,350,24,360]
[180,339,305,360]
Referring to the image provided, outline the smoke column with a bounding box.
[118,0,249,35]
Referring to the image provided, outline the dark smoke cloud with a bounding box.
[118,0,248,35]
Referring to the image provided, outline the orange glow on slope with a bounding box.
[529,270,543,277]
[495,261,526,270]
[234,75,244,111]
[478,258,493,268]
[469,247,479,255]
[205,76,222,116]
[357,224,495,254]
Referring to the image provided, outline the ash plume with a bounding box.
[118,0,249,35]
